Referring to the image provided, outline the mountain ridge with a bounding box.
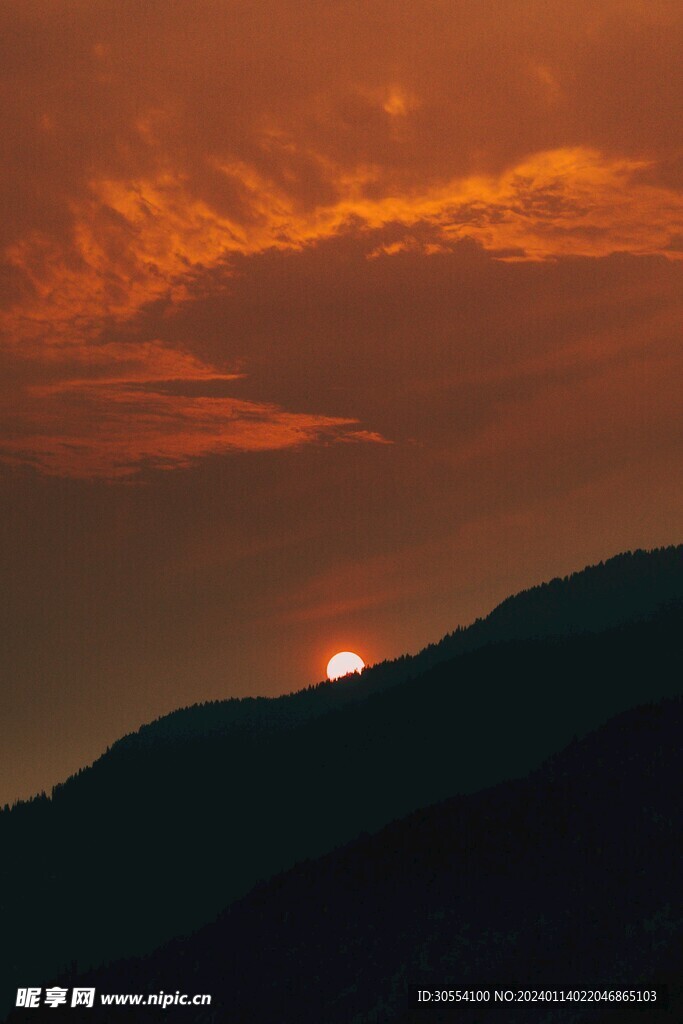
[6,544,678,801]
[116,544,683,749]
[1,545,681,1020]
[12,693,683,1023]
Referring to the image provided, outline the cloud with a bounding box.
[0,394,370,480]
[0,0,681,478]
[0,339,384,478]
[5,147,681,348]
[1,145,679,478]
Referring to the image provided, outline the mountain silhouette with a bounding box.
[1,545,681,1019]
[11,694,683,1023]
[97,545,683,749]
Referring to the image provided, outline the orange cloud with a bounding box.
[1,143,678,478]
[1,0,681,479]
[0,378,378,480]
[4,147,680,356]
[0,338,386,478]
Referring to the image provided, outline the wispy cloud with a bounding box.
[1,0,681,479]
[0,341,383,478]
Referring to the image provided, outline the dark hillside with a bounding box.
[1,603,681,1016]
[1,547,681,1018]
[18,694,683,1024]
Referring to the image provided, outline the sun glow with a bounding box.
[326,651,365,680]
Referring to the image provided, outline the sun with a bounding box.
[326,651,365,680]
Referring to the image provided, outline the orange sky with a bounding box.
[1,0,681,803]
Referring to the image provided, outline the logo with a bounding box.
[16,987,96,1009]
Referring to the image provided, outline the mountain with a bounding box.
[94,545,683,750]
[13,694,683,1024]
[1,546,681,1017]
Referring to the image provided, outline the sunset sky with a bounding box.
[1,0,681,804]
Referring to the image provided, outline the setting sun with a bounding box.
[326,651,365,680]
